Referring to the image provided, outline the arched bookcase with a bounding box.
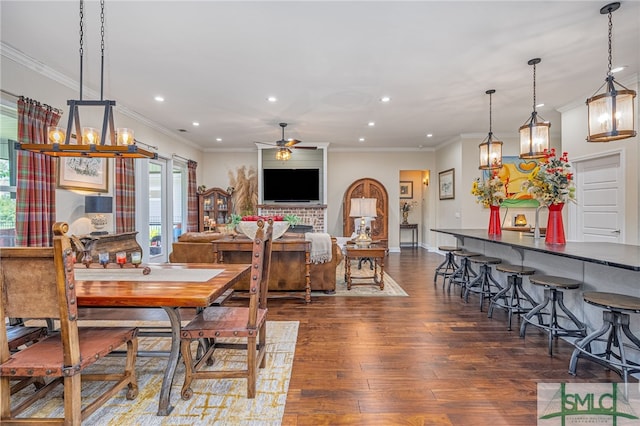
[342,178,389,246]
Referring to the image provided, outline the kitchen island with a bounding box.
[432,228,640,365]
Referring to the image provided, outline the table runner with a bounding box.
[74,267,223,282]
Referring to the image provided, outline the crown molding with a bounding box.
[1,41,199,151]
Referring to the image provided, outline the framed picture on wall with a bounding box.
[57,157,108,192]
[438,168,455,200]
[399,181,413,199]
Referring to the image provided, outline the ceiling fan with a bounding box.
[259,123,317,160]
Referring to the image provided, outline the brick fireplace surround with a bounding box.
[258,204,327,233]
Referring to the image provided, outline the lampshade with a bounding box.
[519,58,550,159]
[514,214,527,227]
[479,89,503,170]
[586,2,637,143]
[16,1,156,160]
[85,196,113,214]
[349,198,377,218]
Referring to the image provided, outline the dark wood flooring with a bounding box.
[270,248,625,425]
[80,248,626,425]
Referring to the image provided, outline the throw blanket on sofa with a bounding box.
[304,232,332,264]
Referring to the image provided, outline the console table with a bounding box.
[400,223,418,248]
[211,237,312,303]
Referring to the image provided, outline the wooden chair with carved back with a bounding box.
[0,222,139,425]
[179,218,273,400]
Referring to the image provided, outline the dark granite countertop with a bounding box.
[432,229,640,272]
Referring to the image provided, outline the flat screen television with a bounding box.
[263,168,320,202]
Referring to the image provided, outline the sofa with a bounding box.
[169,231,343,294]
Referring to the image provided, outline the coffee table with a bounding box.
[344,244,386,290]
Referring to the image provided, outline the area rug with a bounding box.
[314,260,408,297]
[12,320,298,426]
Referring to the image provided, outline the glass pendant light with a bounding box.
[586,2,636,143]
[479,89,503,170]
[519,58,550,159]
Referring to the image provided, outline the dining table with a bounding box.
[73,262,251,416]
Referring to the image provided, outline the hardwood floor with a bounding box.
[78,248,626,425]
[269,248,624,426]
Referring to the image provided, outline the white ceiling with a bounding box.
[1,1,639,152]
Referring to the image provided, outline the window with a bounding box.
[0,98,17,246]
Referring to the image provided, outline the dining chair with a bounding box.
[0,222,139,425]
[180,218,274,399]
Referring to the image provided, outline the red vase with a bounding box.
[545,202,566,245]
[488,205,501,236]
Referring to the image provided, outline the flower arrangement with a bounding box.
[471,173,505,207]
[401,201,418,213]
[521,148,575,205]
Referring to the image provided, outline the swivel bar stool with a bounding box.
[569,292,640,384]
[447,250,481,295]
[463,256,502,311]
[520,275,586,356]
[433,246,459,288]
[488,264,538,331]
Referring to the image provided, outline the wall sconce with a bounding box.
[85,195,113,235]
[423,171,430,186]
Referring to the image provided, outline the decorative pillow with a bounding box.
[177,232,224,243]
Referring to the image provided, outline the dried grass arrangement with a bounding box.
[228,166,258,216]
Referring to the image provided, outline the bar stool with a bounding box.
[488,264,537,331]
[569,292,640,384]
[447,250,481,295]
[433,246,459,287]
[519,275,586,356]
[463,256,502,311]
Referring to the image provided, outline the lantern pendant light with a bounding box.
[479,89,503,170]
[586,2,636,143]
[519,58,550,159]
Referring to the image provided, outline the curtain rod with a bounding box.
[0,89,64,114]
[133,139,158,151]
[172,154,192,162]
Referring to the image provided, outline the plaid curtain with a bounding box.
[115,158,135,233]
[187,160,198,232]
[15,98,61,247]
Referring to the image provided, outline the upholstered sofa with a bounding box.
[169,231,342,293]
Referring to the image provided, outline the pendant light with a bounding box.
[586,2,636,143]
[479,89,503,170]
[519,58,550,159]
[17,0,157,159]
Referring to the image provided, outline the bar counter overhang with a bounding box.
[432,228,640,366]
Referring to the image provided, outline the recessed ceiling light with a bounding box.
[426,133,433,138]
[536,103,545,108]
[380,96,391,103]
[216,138,222,142]
[154,95,165,102]
[368,121,375,127]
[192,122,200,127]
[267,96,277,102]
[611,66,626,73]
[359,137,365,142]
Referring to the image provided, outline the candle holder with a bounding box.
[98,252,110,268]
[116,251,127,268]
[131,251,142,268]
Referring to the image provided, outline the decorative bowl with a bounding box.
[238,221,289,240]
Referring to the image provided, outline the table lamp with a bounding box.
[349,198,377,247]
[85,195,113,235]
[514,214,527,227]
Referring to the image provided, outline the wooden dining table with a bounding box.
[73,262,251,416]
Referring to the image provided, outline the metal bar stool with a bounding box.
[447,250,481,295]
[463,256,502,311]
[569,292,640,384]
[519,275,586,356]
[433,246,459,287]
[488,264,538,331]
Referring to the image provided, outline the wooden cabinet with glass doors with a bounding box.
[198,187,232,231]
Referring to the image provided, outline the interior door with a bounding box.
[573,153,623,242]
